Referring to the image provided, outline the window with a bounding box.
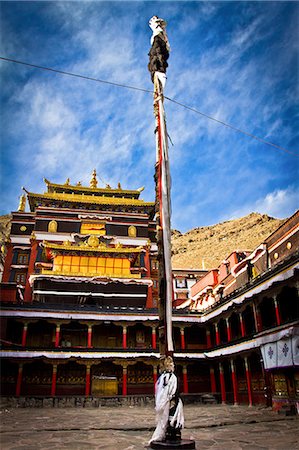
[17,253,29,265]
[80,222,106,235]
[52,254,131,276]
[15,272,26,284]
[175,278,187,289]
[151,260,159,270]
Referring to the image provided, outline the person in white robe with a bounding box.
[150,356,184,443]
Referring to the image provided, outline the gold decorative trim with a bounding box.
[27,191,154,207]
[41,269,141,278]
[43,241,144,253]
[43,179,144,196]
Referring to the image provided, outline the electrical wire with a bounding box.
[1,56,298,157]
[164,96,298,157]
[0,56,152,94]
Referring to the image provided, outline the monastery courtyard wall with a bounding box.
[0,403,298,449]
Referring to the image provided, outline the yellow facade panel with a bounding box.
[89,257,97,267]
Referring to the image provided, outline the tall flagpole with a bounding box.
[148,16,173,357]
[148,17,196,449]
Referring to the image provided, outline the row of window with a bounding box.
[53,255,132,276]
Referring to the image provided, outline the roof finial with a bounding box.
[18,194,26,212]
[90,169,98,189]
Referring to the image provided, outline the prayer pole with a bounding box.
[148,16,196,449]
[148,15,173,358]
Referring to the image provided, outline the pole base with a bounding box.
[149,439,196,449]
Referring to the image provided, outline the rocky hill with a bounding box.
[0,212,284,270]
[171,213,284,270]
[0,215,11,244]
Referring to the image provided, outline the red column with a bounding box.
[215,323,220,345]
[182,365,188,394]
[230,359,239,405]
[206,329,212,349]
[85,365,91,396]
[153,365,158,392]
[55,324,60,348]
[16,363,23,397]
[151,327,157,349]
[219,362,226,404]
[244,356,253,407]
[2,241,13,283]
[226,317,232,342]
[273,297,281,326]
[87,325,93,348]
[122,326,127,349]
[51,364,57,397]
[144,246,153,308]
[209,366,216,393]
[253,303,262,332]
[24,237,38,302]
[122,366,127,396]
[180,327,186,350]
[21,323,28,347]
[239,312,246,337]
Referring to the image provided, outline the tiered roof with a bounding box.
[23,170,155,216]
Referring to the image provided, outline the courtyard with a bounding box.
[0,403,298,450]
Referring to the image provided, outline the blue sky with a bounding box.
[1,1,298,231]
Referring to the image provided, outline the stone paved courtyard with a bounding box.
[0,404,298,450]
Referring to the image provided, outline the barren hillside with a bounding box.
[0,215,11,244]
[171,213,284,270]
[0,212,284,270]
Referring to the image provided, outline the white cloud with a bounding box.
[1,1,298,233]
[226,186,299,221]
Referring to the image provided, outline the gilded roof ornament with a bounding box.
[87,235,100,248]
[18,194,26,212]
[90,169,98,189]
[30,231,36,242]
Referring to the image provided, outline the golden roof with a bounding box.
[43,178,145,197]
[25,191,154,207]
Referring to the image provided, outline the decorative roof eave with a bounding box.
[29,273,153,287]
[43,179,145,197]
[25,191,154,209]
[42,241,145,253]
[200,262,298,322]
[0,309,202,323]
[0,350,160,360]
[0,350,208,360]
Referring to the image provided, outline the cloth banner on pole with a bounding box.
[156,76,174,353]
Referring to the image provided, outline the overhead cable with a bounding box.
[0,56,297,157]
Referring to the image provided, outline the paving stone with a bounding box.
[0,405,298,449]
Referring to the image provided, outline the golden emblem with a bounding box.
[128,225,137,237]
[87,235,100,248]
[48,220,58,233]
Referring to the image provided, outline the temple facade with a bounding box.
[0,174,298,412]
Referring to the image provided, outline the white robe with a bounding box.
[150,371,184,443]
